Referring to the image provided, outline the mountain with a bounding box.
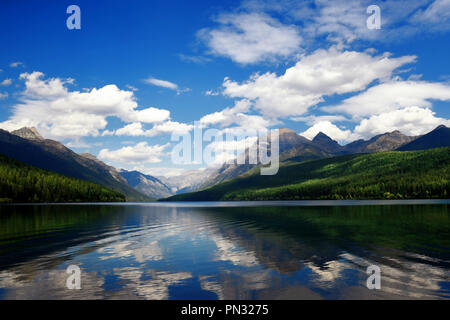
[120,170,173,199]
[312,132,345,154]
[344,130,417,153]
[159,168,218,194]
[201,128,324,187]
[397,125,450,151]
[0,128,149,201]
[164,147,450,201]
[0,153,125,203]
[11,127,44,141]
[79,153,128,186]
[188,128,419,191]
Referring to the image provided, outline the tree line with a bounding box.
[0,154,125,203]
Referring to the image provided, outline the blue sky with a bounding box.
[0,0,449,176]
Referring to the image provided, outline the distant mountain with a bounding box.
[193,128,420,190]
[161,127,449,197]
[397,125,450,151]
[159,168,218,194]
[344,130,417,153]
[202,128,322,187]
[312,132,345,154]
[164,147,450,201]
[120,170,173,199]
[0,128,149,201]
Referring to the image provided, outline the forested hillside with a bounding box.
[165,147,450,201]
[0,154,125,203]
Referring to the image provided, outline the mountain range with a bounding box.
[0,125,449,200]
[0,128,149,201]
[165,147,450,201]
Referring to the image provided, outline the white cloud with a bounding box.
[178,54,211,64]
[301,120,356,143]
[125,84,138,91]
[324,81,450,118]
[353,106,450,138]
[204,89,220,96]
[10,61,24,68]
[300,106,450,143]
[115,122,147,136]
[205,135,259,166]
[222,47,416,118]
[291,114,348,124]
[243,0,450,44]
[200,99,272,131]
[0,72,171,140]
[0,92,8,100]
[410,0,450,31]
[198,12,302,64]
[144,77,179,90]
[0,79,12,86]
[113,120,193,137]
[131,107,170,123]
[146,120,193,136]
[144,77,190,95]
[98,142,170,164]
[211,0,450,60]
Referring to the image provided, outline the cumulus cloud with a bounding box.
[291,114,349,124]
[0,79,12,86]
[98,142,170,164]
[222,47,416,118]
[300,106,450,143]
[115,122,147,136]
[301,120,356,142]
[353,106,450,138]
[131,107,170,123]
[114,121,193,137]
[200,99,274,132]
[0,72,171,140]
[324,81,450,118]
[198,12,302,64]
[0,92,8,99]
[205,135,259,166]
[146,120,194,136]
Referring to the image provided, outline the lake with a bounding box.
[0,201,449,299]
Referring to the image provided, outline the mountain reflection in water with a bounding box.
[0,202,448,299]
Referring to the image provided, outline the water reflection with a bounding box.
[0,203,448,299]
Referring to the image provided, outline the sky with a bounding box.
[0,0,449,177]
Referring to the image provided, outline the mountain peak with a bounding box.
[434,124,448,131]
[398,124,450,151]
[11,127,44,141]
[312,132,333,142]
[278,128,297,135]
[311,131,343,153]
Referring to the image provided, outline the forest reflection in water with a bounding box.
[0,202,448,299]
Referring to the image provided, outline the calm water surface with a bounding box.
[0,201,449,299]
